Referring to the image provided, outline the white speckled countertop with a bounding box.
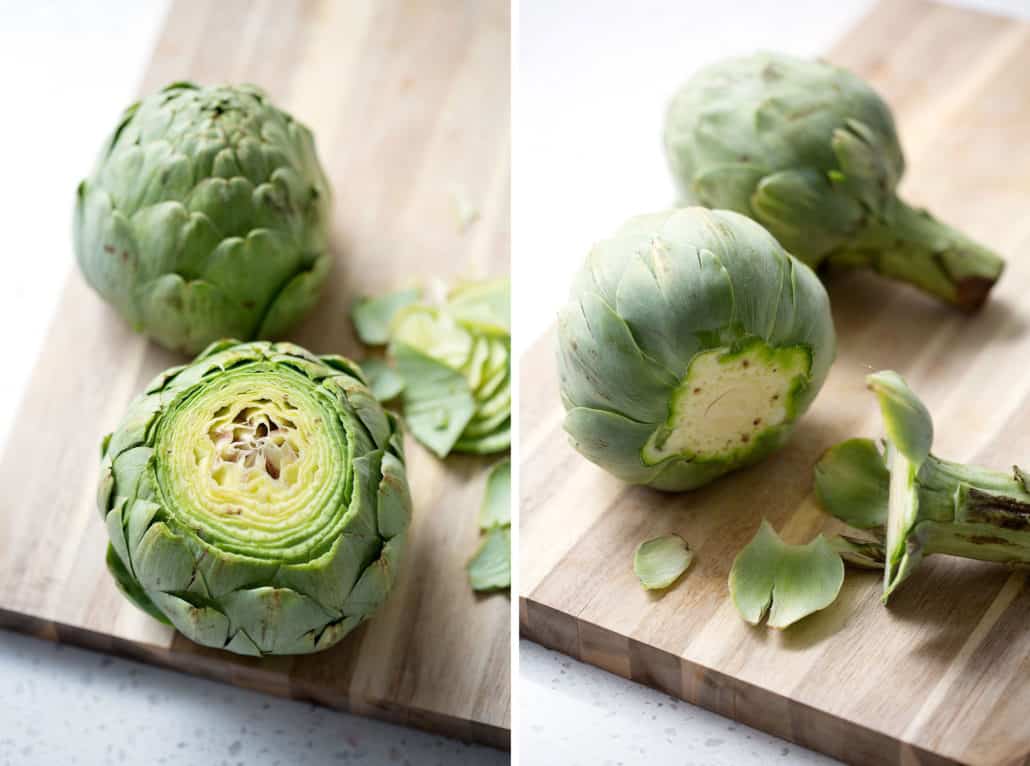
[520,641,836,765]
[0,631,505,766]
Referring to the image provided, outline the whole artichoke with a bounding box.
[664,52,1003,311]
[557,207,835,491]
[98,340,410,656]
[75,83,332,353]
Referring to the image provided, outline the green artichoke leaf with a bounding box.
[610,233,733,378]
[814,438,889,529]
[351,287,422,346]
[557,292,677,425]
[690,164,767,214]
[729,519,844,629]
[468,526,511,591]
[867,371,933,466]
[455,424,511,455]
[358,357,405,402]
[479,459,511,530]
[634,535,693,590]
[830,119,898,214]
[105,545,171,626]
[750,168,862,262]
[392,341,476,458]
[447,278,511,336]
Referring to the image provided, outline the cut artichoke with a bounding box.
[815,371,1030,601]
[352,279,511,457]
[665,52,1004,311]
[98,340,411,655]
[75,83,332,353]
[558,207,836,491]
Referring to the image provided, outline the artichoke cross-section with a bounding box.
[97,340,411,656]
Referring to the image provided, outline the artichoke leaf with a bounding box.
[729,519,844,629]
[479,459,511,530]
[468,526,511,591]
[634,535,693,590]
[351,287,422,346]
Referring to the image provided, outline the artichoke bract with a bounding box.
[557,207,835,491]
[664,52,1004,311]
[98,340,411,656]
[75,82,332,353]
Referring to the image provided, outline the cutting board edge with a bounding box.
[0,608,511,750]
[519,596,974,766]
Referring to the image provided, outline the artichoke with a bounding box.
[557,207,835,491]
[75,82,332,353]
[664,52,1004,311]
[98,340,410,656]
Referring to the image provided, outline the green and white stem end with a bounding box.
[815,371,1030,601]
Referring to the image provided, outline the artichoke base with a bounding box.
[643,340,810,466]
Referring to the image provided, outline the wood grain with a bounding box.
[519,1,1030,764]
[0,0,510,748]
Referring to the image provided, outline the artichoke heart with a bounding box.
[98,340,411,656]
[558,207,835,491]
[75,82,332,353]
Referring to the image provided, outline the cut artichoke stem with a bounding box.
[814,370,1030,600]
[828,197,1004,312]
[642,341,809,465]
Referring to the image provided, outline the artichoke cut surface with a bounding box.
[75,82,332,353]
[557,207,835,491]
[98,340,411,656]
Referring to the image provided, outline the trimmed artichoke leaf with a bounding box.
[358,357,405,402]
[813,438,889,529]
[729,520,844,629]
[468,526,511,591]
[447,278,510,335]
[392,341,476,458]
[351,287,422,346]
[455,422,511,455]
[479,459,511,530]
[634,535,693,590]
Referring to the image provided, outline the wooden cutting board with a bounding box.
[0,0,510,749]
[520,1,1030,764]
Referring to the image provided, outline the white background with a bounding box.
[516,0,1029,764]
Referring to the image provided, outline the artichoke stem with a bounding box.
[829,197,1004,312]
